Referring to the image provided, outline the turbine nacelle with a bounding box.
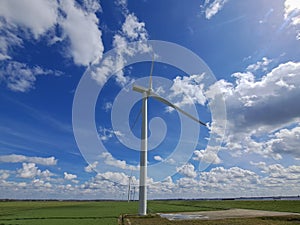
[132,84,150,95]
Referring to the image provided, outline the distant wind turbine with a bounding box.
[132,56,206,215]
[127,170,132,203]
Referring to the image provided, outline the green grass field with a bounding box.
[0,200,299,225]
[0,201,138,225]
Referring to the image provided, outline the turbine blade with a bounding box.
[148,54,154,90]
[131,105,142,130]
[150,93,207,126]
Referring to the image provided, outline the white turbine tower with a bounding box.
[133,58,206,215]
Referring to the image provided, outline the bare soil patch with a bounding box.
[122,209,300,225]
[159,208,300,220]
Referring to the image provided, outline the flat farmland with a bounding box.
[0,200,300,225]
[0,201,137,225]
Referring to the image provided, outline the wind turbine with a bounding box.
[133,57,206,216]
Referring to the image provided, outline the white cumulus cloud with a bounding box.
[0,0,58,39]
[17,163,53,179]
[176,163,197,178]
[91,12,150,87]
[266,125,300,159]
[167,74,207,111]
[201,0,229,20]
[0,170,10,180]
[193,148,222,164]
[246,57,272,72]
[208,60,300,160]
[98,126,124,141]
[284,0,300,26]
[0,154,57,165]
[0,61,62,92]
[0,0,104,67]
[100,152,139,171]
[0,0,104,92]
[154,155,163,162]
[59,0,103,66]
[64,172,77,180]
[84,161,98,173]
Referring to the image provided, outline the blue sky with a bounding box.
[0,0,300,200]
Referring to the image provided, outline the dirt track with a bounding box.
[159,208,300,220]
